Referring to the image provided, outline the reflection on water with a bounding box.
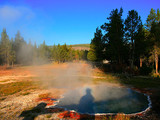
[53,85,149,114]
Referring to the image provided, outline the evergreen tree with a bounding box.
[38,40,51,63]
[27,40,34,64]
[102,8,125,64]
[10,38,16,66]
[67,45,74,61]
[125,10,142,68]
[52,44,58,62]
[14,31,26,64]
[0,28,12,66]
[87,44,97,61]
[90,28,104,61]
[146,8,157,30]
[61,44,69,62]
[149,22,160,74]
[134,26,147,67]
[33,41,38,63]
[146,8,160,74]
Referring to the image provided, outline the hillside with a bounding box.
[69,44,90,50]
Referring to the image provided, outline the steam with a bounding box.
[32,62,93,89]
[55,85,129,106]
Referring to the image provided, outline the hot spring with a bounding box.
[50,84,151,114]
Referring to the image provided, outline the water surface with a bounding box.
[53,85,150,114]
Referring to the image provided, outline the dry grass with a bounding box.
[0,63,159,120]
[38,92,51,98]
[0,81,39,98]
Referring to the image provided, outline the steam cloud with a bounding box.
[32,62,93,89]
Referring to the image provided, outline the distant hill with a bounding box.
[69,44,90,50]
[48,44,90,51]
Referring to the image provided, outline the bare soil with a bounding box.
[0,63,160,120]
[0,63,95,120]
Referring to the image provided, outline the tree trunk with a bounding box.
[131,59,134,69]
[140,58,143,68]
[7,57,10,68]
[12,61,13,67]
[131,37,135,69]
[155,51,159,74]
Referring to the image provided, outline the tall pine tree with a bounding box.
[102,8,126,64]
[0,28,12,66]
[146,8,160,74]
[87,27,104,62]
[125,10,142,68]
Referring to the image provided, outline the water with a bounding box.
[52,85,150,114]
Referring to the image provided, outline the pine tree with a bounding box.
[52,44,58,62]
[150,22,160,74]
[146,8,160,74]
[14,31,26,64]
[134,26,147,67]
[102,8,125,64]
[27,40,34,64]
[33,41,38,63]
[0,28,12,66]
[39,40,47,61]
[87,44,97,61]
[10,38,16,66]
[61,44,69,62]
[125,10,142,68]
[146,8,157,30]
[90,28,104,62]
[67,45,74,61]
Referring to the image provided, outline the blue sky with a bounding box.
[0,0,159,45]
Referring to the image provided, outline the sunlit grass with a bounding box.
[93,70,160,89]
[119,76,160,88]
[0,80,10,83]
[0,80,39,97]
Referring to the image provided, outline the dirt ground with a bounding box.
[0,62,97,120]
[0,63,160,120]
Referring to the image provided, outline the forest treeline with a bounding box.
[87,8,160,75]
[0,30,88,66]
[0,8,160,75]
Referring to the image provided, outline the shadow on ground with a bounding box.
[19,102,64,120]
[19,102,95,120]
[19,88,96,120]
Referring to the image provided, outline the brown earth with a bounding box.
[0,63,160,120]
[0,62,95,120]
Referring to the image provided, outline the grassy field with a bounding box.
[0,80,39,98]
[93,72,160,89]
